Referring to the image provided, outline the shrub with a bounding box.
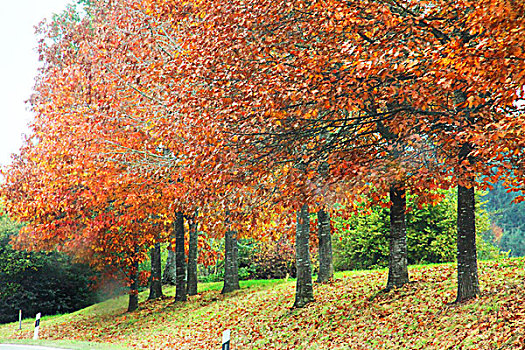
[250,239,296,279]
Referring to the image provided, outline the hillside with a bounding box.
[1,259,524,349]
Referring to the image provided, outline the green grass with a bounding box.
[1,258,524,349]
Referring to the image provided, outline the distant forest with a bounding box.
[483,183,525,257]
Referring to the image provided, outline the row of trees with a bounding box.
[1,0,523,312]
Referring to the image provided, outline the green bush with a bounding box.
[332,189,503,271]
[0,214,98,324]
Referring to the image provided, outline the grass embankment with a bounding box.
[1,259,524,349]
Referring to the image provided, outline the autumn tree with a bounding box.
[1,1,177,311]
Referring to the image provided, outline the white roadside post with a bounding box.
[18,309,22,330]
[33,312,41,340]
[222,329,231,350]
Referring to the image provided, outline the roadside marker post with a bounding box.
[33,312,41,340]
[222,329,231,350]
[18,310,22,330]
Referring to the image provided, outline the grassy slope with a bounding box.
[1,258,524,349]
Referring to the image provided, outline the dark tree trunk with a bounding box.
[127,261,139,312]
[316,209,334,283]
[187,215,199,296]
[148,242,163,300]
[175,212,187,301]
[455,144,480,302]
[162,247,176,285]
[221,229,240,294]
[294,204,314,308]
[386,183,409,290]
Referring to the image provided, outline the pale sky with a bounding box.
[0,0,72,167]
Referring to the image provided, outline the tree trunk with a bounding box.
[455,144,480,302]
[294,203,314,308]
[148,242,163,300]
[386,183,409,290]
[175,211,187,302]
[316,209,334,283]
[127,261,139,312]
[162,247,176,285]
[221,229,240,294]
[187,215,198,296]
